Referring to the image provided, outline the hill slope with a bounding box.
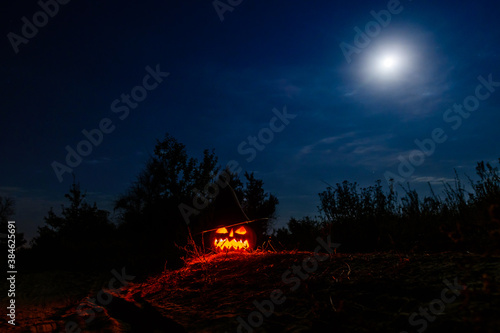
[3,251,500,332]
[121,251,500,332]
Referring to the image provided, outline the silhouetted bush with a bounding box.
[274,217,323,251]
[278,158,500,253]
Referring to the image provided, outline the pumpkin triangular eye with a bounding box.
[235,226,247,235]
[216,227,228,234]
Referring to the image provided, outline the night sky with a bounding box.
[1,0,499,241]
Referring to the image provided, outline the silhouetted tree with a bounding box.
[115,134,280,264]
[114,133,219,271]
[31,182,115,270]
[0,196,26,249]
[241,172,279,242]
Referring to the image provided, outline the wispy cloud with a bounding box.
[273,78,302,98]
[295,132,405,173]
[297,131,357,157]
[411,176,456,184]
[0,186,28,195]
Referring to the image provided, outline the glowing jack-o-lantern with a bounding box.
[211,225,256,252]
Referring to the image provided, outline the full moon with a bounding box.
[376,51,405,77]
[364,43,414,82]
[380,55,399,70]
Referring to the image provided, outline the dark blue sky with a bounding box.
[1,0,499,240]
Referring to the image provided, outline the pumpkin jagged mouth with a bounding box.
[214,238,250,250]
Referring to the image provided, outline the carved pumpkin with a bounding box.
[211,225,256,252]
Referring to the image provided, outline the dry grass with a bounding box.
[122,250,500,332]
[3,251,500,332]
